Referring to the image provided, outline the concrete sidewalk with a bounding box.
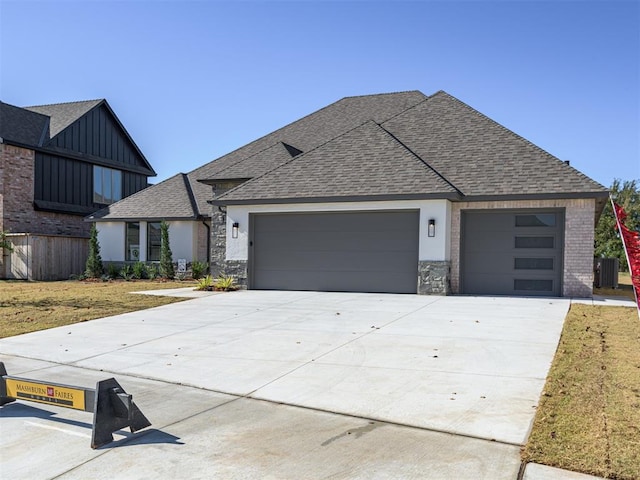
[0,291,600,479]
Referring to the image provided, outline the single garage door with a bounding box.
[250,210,419,294]
[462,210,564,296]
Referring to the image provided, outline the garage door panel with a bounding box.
[255,230,417,252]
[462,210,563,296]
[256,250,417,272]
[251,211,419,293]
[253,269,415,294]
[465,253,560,273]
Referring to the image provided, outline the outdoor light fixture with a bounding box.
[232,222,239,239]
[428,219,436,237]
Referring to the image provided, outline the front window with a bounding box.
[126,222,140,261]
[147,222,161,261]
[93,166,122,204]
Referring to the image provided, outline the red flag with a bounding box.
[611,200,640,315]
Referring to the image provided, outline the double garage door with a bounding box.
[250,211,419,294]
[248,208,564,296]
[462,210,564,296]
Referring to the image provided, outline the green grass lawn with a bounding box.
[522,302,640,479]
[0,279,189,338]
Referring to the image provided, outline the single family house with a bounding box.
[0,99,156,279]
[89,90,608,297]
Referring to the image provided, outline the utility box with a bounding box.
[594,257,619,288]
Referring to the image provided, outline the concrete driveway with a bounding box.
[0,291,569,479]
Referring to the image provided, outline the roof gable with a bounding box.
[191,91,428,182]
[25,100,155,176]
[217,120,459,203]
[382,91,606,197]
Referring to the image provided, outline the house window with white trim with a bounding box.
[93,166,122,204]
[125,222,140,261]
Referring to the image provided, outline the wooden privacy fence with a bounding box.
[1,233,89,280]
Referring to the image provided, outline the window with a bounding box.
[147,222,161,261]
[515,236,554,248]
[514,258,554,270]
[126,222,140,261]
[515,214,556,227]
[93,166,122,204]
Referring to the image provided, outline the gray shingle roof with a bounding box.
[92,91,425,222]
[88,173,198,221]
[382,91,606,197]
[0,101,50,146]
[91,89,607,221]
[205,141,301,182]
[25,100,102,138]
[218,121,459,203]
[183,90,427,214]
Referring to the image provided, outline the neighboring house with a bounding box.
[90,90,608,297]
[0,99,156,279]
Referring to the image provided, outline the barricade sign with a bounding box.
[0,362,151,448]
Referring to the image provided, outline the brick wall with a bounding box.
[450,198,596,298]
[196,220,210,264]
[0,144,90,237]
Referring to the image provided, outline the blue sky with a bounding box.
[1,0,638,188]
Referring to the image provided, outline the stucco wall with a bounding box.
[96,220,201,262]
[450,198,596,297]
[226,199,452,263]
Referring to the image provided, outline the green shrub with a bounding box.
[147,263,159,280]
[159,220,175,279]
[213,275,238,291]
[1,230,13,252]
[132,261,147,279]
[195,275,214,291]
[120,265,134,281]
[85,223,104,278]
[191,260,208,279]
[106,263,120,279]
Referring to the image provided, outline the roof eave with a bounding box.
[211,192,462,206]
[87,214,203,222]
[197,177,253,186]
[458,191,609,202]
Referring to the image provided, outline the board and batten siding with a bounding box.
[1,234,88,280]
[34,152,148,214]
[49,104,143,168]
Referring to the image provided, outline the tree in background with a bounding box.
[159,220,175,279]
[85,223,104,278]
[595,179,639,271]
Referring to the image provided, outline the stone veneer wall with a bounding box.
[209,180,248,286]
[418,260,451,295]
[450,198,596,298]
[0,144,90,237]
